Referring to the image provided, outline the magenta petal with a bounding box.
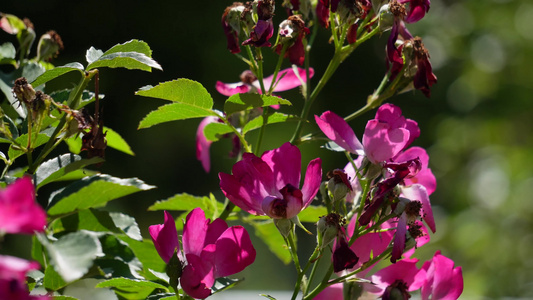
[205,218,228,246]
[391,214,408,263]
[214,225,256,277]
[395,147,436,194]
[315,111,364,155]
[370,258,425,295]
[332,236,358,272]
[215,81,250,96]
[402,184,435,233]
[149,211,180,263]
[261,194,303,219]
[181,254,214,299]
[261,142,301,190]
[301,158,322,208]
[182,208,209,257]
[315,283,344,300]
[219,172,264,215]
[261,67,315,92]
[421,252,463,300]
[363,120,410,163]
[0,177,46,235]
[196,116,219,173]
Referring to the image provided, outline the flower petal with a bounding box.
[214,225,256,277]
[261,142,301,190]
[0,177,46,234]
[421,251,463,300]
[181,253,214,299]
[315,111,364,155]
[196,116,220,173]
[183,208,209,257]
[215,81,250,97]
[363,120,410,163]
[402,184,435,233]
[301,158,322,208]
[149,211,180,263]
[261,67,315,92]
[369,258,425,295]
[391,213,408,263]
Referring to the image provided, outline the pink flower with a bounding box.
[215,67,315,97]
[314,283,343,299]
[0,255,49,300]
[149,209,256,299]
[398,0,431,23]
[0,177,46,235]
[219,142,322,219]
[420,251,463,300]
[315,104,419,164]
[394,146,436,195]
[195,116,222,173]
[368,258,426,298]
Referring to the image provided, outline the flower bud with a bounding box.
[274,218,293,238]
[12,77,36,106]
[327,169,352,203]
[37,30,64,61]
[316,213,341,249]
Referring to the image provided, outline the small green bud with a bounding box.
[316,213,341,249]
[274,218,293,238]
[378,4,394,33]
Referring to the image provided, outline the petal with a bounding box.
[205,218,228,246]
[421,252,463,300]
[402,184,435,233]
[261,193,303,219]
[149,211,180,263]
[315,111,364,154]
[0,177,46,234]
[332,236,358,272]
[215,81,250,97]
[261,142,301,190]
[315,283,344,300]
[214,225,256,277]
[370,258,423,294]
[301,157,322,208]
[181,253,214,299]
[219,153,276,215]
[196,116,220,173]
[391,214,408,263]
[363,120,410,163]
[261,67,315,92]
[182,208,209,256]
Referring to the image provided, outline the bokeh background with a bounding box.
[2,0,533,298]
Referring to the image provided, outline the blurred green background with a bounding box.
[2,0,533,298]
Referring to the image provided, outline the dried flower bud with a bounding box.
[37,30,64,61]
[12,77,36,106]
[275,15,309,65]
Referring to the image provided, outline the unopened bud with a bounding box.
[274,218,293,238]
[37,30,64,61]
[317,213,341,249]
[327,169,352,203]
[12,77,36,105]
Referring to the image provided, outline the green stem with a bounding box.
[219,114,252,153]
[218,201,235,221]
[303,264,334,300]
[254,107,269,156]
[267,44,288,95]
[255,47,267,94]
[303,247,324,295]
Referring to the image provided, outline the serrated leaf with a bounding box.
[102,39,153,57]
[148,193,224,213]
[34,154,104,188]
[136,79,217,128]
[139,102,218,129]
[298,205,328,223]
[31,62,84,87]
[224,94,291,115]
[96,277,167,290]
[243,112,299,134]
[47,174,155,216]
[8,133,49,160]
[86,47,104,64]
[38,231,102,283]
[86,52,162,71]
[104,127,134,155]
[203,122,233,142]
[251,221,291,264]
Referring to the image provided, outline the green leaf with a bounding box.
[298,205,328,223]
[38,231,102,283]
[97,234,142,279]
[47,174,155,216]
[224,94,291,115]
[52,296,79,300]
[102,39,153,57]
[138,102,218,129]
[203,122,233,142]
[109,212,142,241]
[43,265,68,291]
[96,277,167,290]
[136,79,217,128]
[243,112,299,134]
[104,127,134,155]
[119,236,166,279]
[147,294,176,300]
[86,47,104,64]
[31,62,84,87]
[34,154,104,189]
[8,133,49,160]
[148,193,224,213]
[0,42,16,65]
[0,72,26,118]
[87,52,162,71]
[251,221,291,264]
[212,277,241,294]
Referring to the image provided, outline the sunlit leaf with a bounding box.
[104,127,135,155]
[224,94,291,115]
[243,112,299,134]
[86,47,104,64]
[203,122,233,142]
[96,277,167,290]
[34,154,104,189]
[47,174,155,216]
[298,205,328,223]
[31,62,84,87]
[252,221,291,264]
[8,133,49,160]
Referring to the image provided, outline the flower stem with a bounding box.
[268,44,288,95]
